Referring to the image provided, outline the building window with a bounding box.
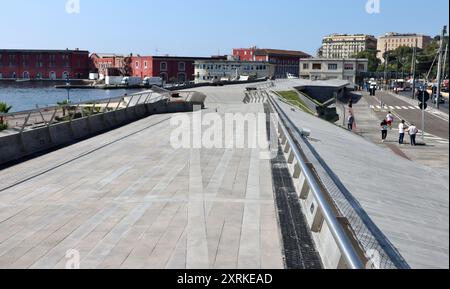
[62,55,70,67]
[312,63,322,70]
[135,61,139,69]
[177,73,186,83]
[49,55,56,68]
[49,71,56,80]
[178,62,186,71]
[9,55,16,67]
[357,64,365,71]
[36,55,44,68]
[344,63,354,70]
[328,63,338,70]
[160,62,167,71]
[160,72,168,81]
[144,61,148,69]
[22,55,29,67]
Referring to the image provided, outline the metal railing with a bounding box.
[0,89,168,133]
[266,90,410,269]
[267,94,365,269]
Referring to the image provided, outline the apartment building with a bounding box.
[377,33,433,62]
[319,34,377,59]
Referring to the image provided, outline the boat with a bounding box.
[15,78,31,83]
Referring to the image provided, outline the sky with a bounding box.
[0,0,449,57]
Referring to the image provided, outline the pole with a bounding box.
[411,39,418,99]
[384,42,388,91]
[436,25,447,110]
[422,98,425,142]
[442,43,448,85]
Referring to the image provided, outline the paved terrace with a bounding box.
[0,80,448,269]
[0,83,285,269]
[272,80,449,269]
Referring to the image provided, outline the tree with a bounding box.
[353,49,381,72]
[0,102,12,125]
[57,99,72,117]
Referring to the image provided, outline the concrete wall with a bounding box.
[0,100,197,166]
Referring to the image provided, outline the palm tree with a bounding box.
[57,99,71,117]
[0,102,12,125]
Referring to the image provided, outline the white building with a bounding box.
[319,34,377,59]
[194,59,274,84]
[300,58,368,84]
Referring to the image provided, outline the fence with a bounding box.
[0,89,167,134]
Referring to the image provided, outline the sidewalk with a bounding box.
[336,95,449,175]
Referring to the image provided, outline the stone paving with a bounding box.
[0,83,285,269]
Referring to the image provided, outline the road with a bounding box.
[365,90,449,140]
[398,91,449,115]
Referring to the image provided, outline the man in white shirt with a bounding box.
[398,120,407,145]
[408,124,419,146]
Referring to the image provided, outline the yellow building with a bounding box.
[377,33,433,62]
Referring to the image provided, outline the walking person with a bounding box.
[408,124,419,146]
[386,111,394,129]
[380,119,389,143]
[347,113,355,131]
[398,120,408,145]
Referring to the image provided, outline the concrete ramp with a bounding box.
[275,97,449,269]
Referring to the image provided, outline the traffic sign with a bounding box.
[416,90,430,103]
[419,102,428,110]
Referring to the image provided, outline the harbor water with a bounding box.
[0,81,146,113]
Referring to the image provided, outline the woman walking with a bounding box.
[380,119,389,143]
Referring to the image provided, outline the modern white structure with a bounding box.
[319,34,377,59]
[300,58,368,83]
[194,59,274,84]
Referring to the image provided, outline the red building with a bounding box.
[232,47,258,61]
[90,53,126,76]
[232,47,311,78]
[0,49,90,80]
[91,54,224,83]
[131,56,220,83]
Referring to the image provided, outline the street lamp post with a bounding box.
[436,25,447,110]
[65,74,71,103]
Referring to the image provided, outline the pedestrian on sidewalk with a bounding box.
[386,111,394,129]
[347,113,355,131]
[398,120,408,145]
[408,124,419,146]
[380,119,389,143]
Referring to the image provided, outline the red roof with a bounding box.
[254,49,311,58]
